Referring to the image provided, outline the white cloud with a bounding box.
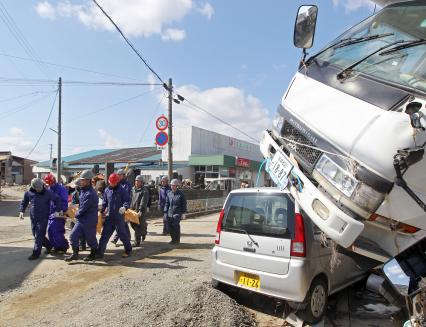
[0,127,46,161]
[161,28,186,41]
[172,85,271,142]
[35,0,214,41]
[332,0,375,12]
[198,3,214,20]
[98,129,123,148]
[35,1,56,20]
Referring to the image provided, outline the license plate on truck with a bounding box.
[236,272,260,289]
[267,151,293,189]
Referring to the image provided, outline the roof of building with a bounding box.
[36,149,115,168]
[68,147,160,164]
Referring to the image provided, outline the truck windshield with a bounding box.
[313,3,426,92]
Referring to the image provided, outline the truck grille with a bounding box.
[282,122,322,166]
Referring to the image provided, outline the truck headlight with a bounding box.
[351,183,385,212]
[314,154,386,216]
[315,155,358,197]
[272,112,284,133]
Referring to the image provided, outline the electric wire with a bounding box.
[25,89,59,159]
[66,87,159,122]
[0,91,57,119]
[0,1,51,78]
[138,91,167,145]
[177,96,260,143]
[0,52,148,82]
[91,0,165,85]
[0,77,160,86]
[0,90,50,104]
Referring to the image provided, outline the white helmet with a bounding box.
[170,179,180,186]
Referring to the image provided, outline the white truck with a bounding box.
[261,0,426,261]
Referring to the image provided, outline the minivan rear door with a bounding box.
[216,192,295,275]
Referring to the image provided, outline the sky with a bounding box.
[0,0,378,161]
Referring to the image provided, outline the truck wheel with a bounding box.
[298,277,328,324]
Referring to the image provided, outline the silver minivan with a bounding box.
[211,188,372,324]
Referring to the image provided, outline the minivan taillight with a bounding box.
[291,213,306,257]
[215,209,225,245]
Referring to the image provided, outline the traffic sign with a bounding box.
[156,115,169,131]
[155,131,168,146]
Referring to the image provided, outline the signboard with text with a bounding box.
[236,157,250,168]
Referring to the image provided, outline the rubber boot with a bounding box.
[64,248,79,262]
[83,248,97,261]
[28,253,40,260]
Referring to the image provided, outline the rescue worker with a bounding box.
[158,176,171,235]
[19,178,62,260]
[44,173,69,254]
[111,169,132,246]
[98,173,132,258]
[130,175,149,247]
[70,180,87,251]
[65,170,99,262]
[164,179,187,244]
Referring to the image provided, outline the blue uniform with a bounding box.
[159,185,171,234]
[47,183,69,251]
[112,179,132,243]
[19,188,61,256]
[98,185,132,255]
[164,189,187,243]
[69,185,99,250]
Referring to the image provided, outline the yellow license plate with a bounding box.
[237,272,260,289]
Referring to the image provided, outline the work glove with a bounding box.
[118,207,126,215]
[19,212,24,220]
[54,211,63,218]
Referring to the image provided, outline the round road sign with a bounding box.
[156,115,169,131]
[155,131,168,146]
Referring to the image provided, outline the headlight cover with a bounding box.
[351,182,385,212]
[315,154,358,197]
[315,154,386,214]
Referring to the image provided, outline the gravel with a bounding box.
[0,214,257,327]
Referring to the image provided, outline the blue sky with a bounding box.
[0,0,377,161]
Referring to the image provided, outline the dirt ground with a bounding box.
[0,186,405,327]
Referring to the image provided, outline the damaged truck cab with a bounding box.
[261,1,426,258]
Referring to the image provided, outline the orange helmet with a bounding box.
[108,173,120,187]
[44,173,56,186]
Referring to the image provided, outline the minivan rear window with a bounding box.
[222,193,295,239]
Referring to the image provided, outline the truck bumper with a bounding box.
[260,130,364,248]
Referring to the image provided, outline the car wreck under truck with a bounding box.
[260,0,426,262]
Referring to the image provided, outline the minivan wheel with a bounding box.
[298,277,328,324]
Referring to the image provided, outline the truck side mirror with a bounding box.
[293,5,318,49]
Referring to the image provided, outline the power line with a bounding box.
[66,88,159,122]
[0,91,56,119]
[25,89,59,159]
[0,77,161,86]
[0,1,51,78]
[0,52,148,82]
[138,92,167,145]
[91,0,165,85]
[176,95,259,143]
[0,90,49,104]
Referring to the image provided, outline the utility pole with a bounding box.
[57,77,62,184]
[49,144,53,160]
[167,78,173,181]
